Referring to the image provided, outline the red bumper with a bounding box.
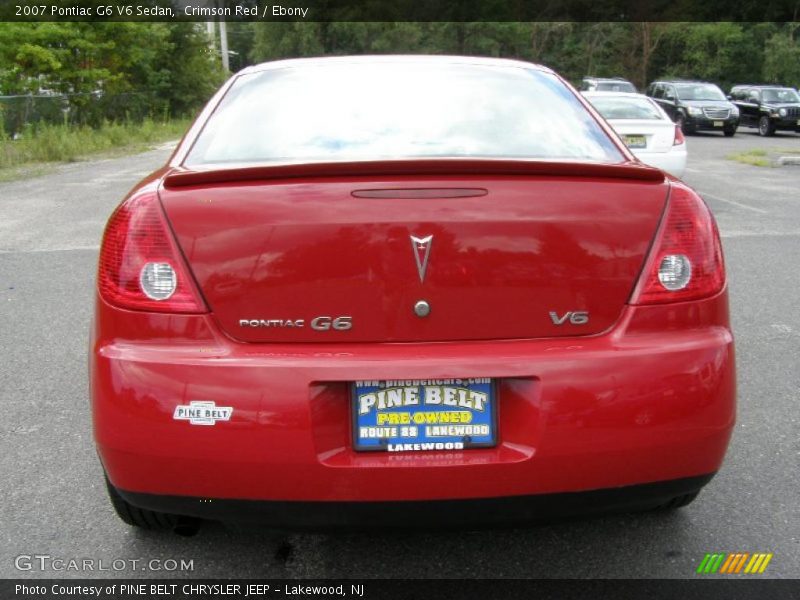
[92,291,735,503]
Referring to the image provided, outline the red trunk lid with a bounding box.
[160,171,667,343]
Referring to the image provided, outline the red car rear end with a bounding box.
[91,57,734,530]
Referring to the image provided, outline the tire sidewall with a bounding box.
[677,113,692,134]
[759,115,772,136]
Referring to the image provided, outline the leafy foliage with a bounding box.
[1,20,798,135]
[0,22,224,120]
[245,22,800,91]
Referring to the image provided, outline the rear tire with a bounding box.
[105,477,181,530]
[656,491,700,510]
[758,116,775,137]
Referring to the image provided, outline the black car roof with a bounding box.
[732,84,791,89]
[583,76,632,82]
[651,79,717,85]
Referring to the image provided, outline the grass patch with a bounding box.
[0,118,191,180]
[726,149,772,167]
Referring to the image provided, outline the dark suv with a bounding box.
[646,80,739,136]
[729,85,800,136]
[580,77,637,93]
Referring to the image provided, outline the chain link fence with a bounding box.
[0,91,169,137]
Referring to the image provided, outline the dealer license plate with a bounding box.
[352,378,497,452]
[713,120,724,127]
[622,134,647,149]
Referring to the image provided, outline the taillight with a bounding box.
[98,191,207,313]
[673,124,685,146]
[630,184,725,305]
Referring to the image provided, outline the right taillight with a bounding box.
[630,183,725,305]
[98,190,207,313]
[673,124,685,145]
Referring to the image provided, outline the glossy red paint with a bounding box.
[92,287,734,502]
[162,158,664,188]
[159,173,668,343]
[91,57,735,517]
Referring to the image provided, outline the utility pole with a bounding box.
[206,21,216,49]
[219,19,230,73]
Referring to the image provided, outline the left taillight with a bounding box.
[98,191,208,313]
[673,124,685,146]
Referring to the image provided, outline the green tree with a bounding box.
[763,28,800,87]
[0,23,223,121]
[657,23,763,89]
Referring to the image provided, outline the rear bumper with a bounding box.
[92,290,735,506]
[112,474,714,528]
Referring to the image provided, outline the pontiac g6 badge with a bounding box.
[410,234,433,282]
[238,316,352,330]
[173,401,233,426]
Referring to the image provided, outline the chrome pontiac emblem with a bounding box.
[410,235,433,282]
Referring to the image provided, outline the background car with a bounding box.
[580,76,637,92]
[729,84,800,136]
[92,56,734,531]
[582,91,687,177]
[647,79,740,136]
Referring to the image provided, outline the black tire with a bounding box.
[105,478,180,530]
[676,114,694,135]
[723,127,736,137]
[758,116,775,137]
[657,491,700,510]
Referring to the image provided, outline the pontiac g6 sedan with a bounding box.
[91,56,735,530]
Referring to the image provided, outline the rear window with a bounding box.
[595,81,637,93]
[588,96,665,120]
[185,62,623,166]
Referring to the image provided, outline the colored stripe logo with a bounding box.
[697,552,773,574]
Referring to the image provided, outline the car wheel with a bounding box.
[676,114,693,135]
[657,491,700,510]
[758,116,775,137]
[723,126,736,137]
[105,477,185,531]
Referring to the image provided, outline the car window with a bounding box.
[186,63,625,166]
[761,88,800,103]
[587,96,665,120]
[675,83,726,101]
[596,81,637,93]
[650,84,663,99]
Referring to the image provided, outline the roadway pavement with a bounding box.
[1,130,798,579]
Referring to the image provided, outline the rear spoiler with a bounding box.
[163,159,665,188]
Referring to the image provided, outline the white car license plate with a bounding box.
[713,121,723,127]
[622,134,647,149]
